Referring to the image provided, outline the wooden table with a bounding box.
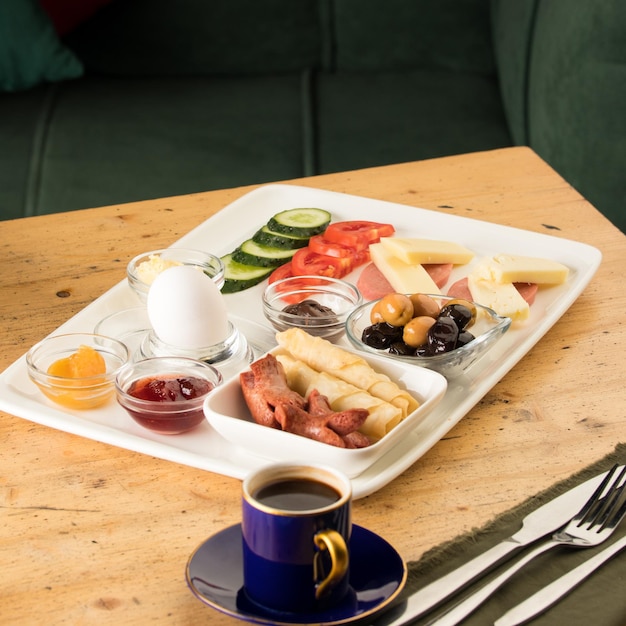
[1,147,624,625]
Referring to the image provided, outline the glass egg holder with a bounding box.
[95,308,254,382]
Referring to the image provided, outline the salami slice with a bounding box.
[513,282,538,305]
[447,277,473,301]
[357,263,394,301]
[447,277,538,305]
[423,263,453,289]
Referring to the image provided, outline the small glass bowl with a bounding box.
[345,295,511,378]
[94,307,151,359]
[263,275,362,341]
[127,248,225,302]
[115,356,223,434]
[26,333,129,409]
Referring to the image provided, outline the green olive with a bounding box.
[403,316,437,347]
[379,293,414,326]
[409,293,441,319]
[370,300,385,324]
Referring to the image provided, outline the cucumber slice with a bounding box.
[233,239,297,268]
[266,208,331,237]
[221,254,272,293]
[252,225,310,250]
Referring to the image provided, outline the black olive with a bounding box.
[439,303,473,331]
[414,345,431,357]
[361,323,403,349]
[389,341,416,356]
[456,330,475,348]
[427,317,459,354]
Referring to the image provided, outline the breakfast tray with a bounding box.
[0,185,602,498]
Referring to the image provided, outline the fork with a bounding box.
[427,463,626,626]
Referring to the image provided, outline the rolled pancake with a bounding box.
[276,352,404,440]
[276,328,419,416]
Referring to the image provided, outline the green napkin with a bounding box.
[398,443,626,625]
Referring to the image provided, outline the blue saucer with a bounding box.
[186,523,407,625]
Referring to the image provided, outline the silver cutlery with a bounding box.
[427,463,626,626]
[368,468,612,626]
[494,534,626,625]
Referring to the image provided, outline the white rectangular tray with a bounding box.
[0,185,602,498]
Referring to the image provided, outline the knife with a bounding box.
[494,534,626,626]
[368,470,609,626]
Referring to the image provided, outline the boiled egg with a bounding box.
[147,265,230,349]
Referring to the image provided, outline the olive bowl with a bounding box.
[345,295,511,378]
[263,275,362,342]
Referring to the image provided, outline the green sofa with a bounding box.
[1,0,624,233]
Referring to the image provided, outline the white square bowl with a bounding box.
[203,346,447,477]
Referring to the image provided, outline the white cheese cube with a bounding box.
[379,237,474,265]
[370,243,441,295]
[467,273,530,321]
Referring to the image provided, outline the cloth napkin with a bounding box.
[398,443,626,626]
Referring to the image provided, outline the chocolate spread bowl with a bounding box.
[262,275,362,341]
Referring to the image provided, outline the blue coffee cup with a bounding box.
[241,463,352,614]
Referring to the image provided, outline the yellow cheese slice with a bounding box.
[379,237,474,265]
[487,254,569,284]
[369,243,441,295]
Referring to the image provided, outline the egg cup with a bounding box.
[140,322,253,383]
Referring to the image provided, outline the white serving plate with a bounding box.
[0,184,602,498]
[205,346,447,478]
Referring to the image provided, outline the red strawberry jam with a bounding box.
[124,375,214,434]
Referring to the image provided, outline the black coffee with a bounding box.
[254,478,341,511]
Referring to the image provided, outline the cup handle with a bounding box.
[313,529,349,600]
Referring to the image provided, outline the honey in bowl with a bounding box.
[47,344,106,378]
[45,345,110,409]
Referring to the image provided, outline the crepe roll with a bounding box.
[275,328,419,416]
[276,353,403,440]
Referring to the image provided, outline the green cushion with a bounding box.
[490,0,540,145]
[0,86,48,219]
[315,70,512,174]
[528,0,626,232]
[0,0,83,92]
[331,0,495,75]
[65,0,323,76]
[16,74,309,216]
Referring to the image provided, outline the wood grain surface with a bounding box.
[1,147,624,624]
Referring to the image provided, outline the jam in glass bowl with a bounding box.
[115,356,223,434]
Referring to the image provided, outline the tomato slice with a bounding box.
[268,262,294,284]
[291,248,355,278]
[308,234,356,258]
[323,221,395,250]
